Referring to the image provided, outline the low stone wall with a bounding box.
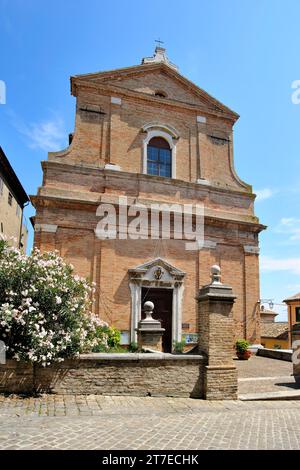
[0,360,34,394]
[257,348,292,362]
[0,353,204,398]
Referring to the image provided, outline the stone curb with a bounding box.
[79,353,204,361]
[239,390,300,401]
[238,375,294,382]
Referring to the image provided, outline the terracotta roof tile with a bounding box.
[261,322,289,339]
[283,292,300,302]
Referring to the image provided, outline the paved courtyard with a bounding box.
[1,395,300,449]
[0,356,299,450]
[236,355,297,397]
[236,355,292,379]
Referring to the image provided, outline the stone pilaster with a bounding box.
[243,245,260,343]
[109,96,122,166]
[197,265,238,400]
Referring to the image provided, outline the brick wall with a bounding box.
[32,185,261,342]
[60,69,245,189]
[31,61,264,345]
[0,354,204,398]
[197,273,238,400]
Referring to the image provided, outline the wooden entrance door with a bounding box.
[141,288,173,353]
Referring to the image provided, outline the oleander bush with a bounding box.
[0,238,120,366]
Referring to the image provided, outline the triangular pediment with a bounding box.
[128,257,186,282]
[71,63,238,119]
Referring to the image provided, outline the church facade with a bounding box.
[31,47,265,351]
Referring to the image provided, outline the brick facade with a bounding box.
[31,48,264,347]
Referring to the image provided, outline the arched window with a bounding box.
[142,123,179,178]
[147,137,172,177]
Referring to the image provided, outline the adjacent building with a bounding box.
[0,147,29,251]
[31,47,265,350]
[283,293,300,348]
[260,322,289,350]
[259,306,289,349]
[260,305,278,323]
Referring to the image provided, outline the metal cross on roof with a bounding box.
[155,38,164,48]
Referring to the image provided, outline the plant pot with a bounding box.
[237,350,251,360]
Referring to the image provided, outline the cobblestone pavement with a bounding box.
[1,395,300,449]
[236,356,297,395]
[238,375,297,395]
[236,355,292,379]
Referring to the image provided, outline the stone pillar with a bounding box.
[292,323,300,384]
[197,265,238,400]
[243,246,260,343]
[136,301,165,352]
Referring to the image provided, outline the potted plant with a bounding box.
[236,339,251,360]
[173,339,186,354]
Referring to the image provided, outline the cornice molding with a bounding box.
[30,193,265,233]
[41,160,256,200]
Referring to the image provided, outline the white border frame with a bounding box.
[128,258,185,347]
[143,129,177,179]
[129,282,184,346]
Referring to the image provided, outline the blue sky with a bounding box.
[1,0,300,320]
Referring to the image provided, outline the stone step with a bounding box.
[239,390,300,401]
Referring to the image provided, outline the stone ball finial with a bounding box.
[143,301,155,322]
[211,264,222,284]
[143,301,154,312]
[211,265,221,274]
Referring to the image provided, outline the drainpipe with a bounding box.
[19,201,29,250]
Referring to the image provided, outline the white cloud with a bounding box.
[261,255,300,275]
[275,217,300,241]
[10,111,66,152]
[254,188,274,202]
[285,284,300,292]
[25,118,66,152]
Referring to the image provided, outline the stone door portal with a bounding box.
[142,287,173,352]
[128,258,185,345]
